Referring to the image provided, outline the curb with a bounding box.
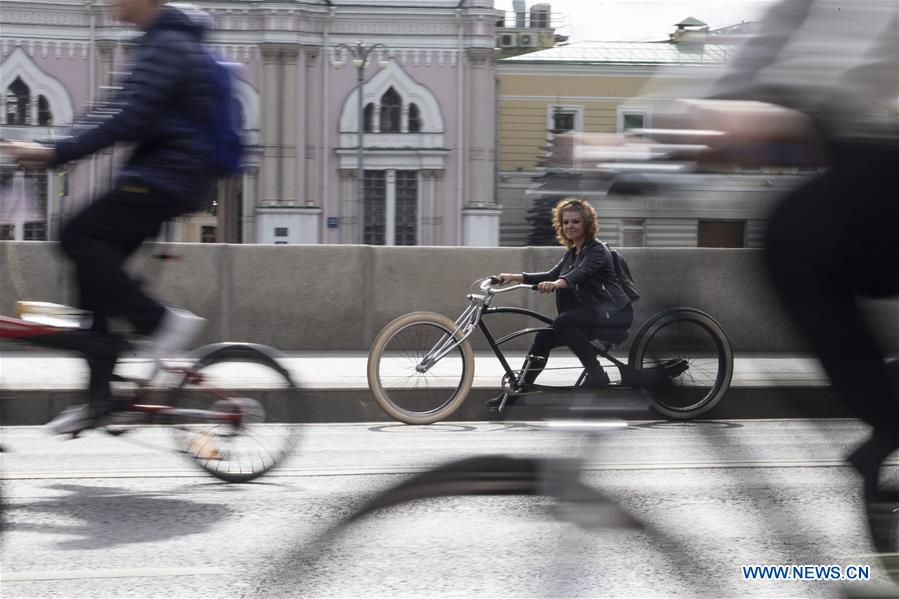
[0,385,848,426]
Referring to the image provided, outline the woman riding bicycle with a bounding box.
[490,197,634,407]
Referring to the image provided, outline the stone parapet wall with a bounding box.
[2,241,896,353]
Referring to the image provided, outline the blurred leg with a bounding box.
[60,187,181,336]
[765,144,899,493]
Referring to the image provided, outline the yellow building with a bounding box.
[496,25,799,248]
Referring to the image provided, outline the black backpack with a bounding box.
[602,242,640,302]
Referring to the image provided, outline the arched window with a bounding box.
[408,103,421,133]
[6,77,31,125]
[363,103,374,132]
[38,95,53,126]
[379,87,401,133]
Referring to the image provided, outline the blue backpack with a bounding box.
[199,50,244,176]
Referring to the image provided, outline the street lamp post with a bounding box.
[335,41,387,244]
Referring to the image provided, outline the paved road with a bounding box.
[1,419,897,598]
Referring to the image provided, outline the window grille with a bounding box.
[363,170,387,245]
[379,88,401,133]
[408,103,421,133]
[395,170,418,246]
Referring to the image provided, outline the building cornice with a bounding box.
[2,1,497,46]
[498,62,723,78]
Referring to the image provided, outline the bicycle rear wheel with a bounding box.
[628,308,733,419]
[368,311,475,425]
[170,346,301,482]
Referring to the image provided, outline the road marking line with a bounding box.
[2,459,896,480]
[1,566,226,582]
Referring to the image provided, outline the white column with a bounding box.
[400,103,410,133]
[465,48,496,207]
[433,170,445,245]
[302,45,320,206]
[242,166,258,243]
[372,105,381,133]
[419,170,432,245]
[338,169,357,244]
[280,45,299,204]
[385,169,396,246]
[45,169,57,240]
[29,95,38,126]
[96,41,116,193]
[260,45,281,203]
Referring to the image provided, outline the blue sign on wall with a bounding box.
[327,217,339,229]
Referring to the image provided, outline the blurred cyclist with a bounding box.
[687,0,898,504]
[10,0,226,434]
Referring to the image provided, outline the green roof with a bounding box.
[676,17,708,27]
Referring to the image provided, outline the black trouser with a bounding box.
[60,185,189,337]
[522,303,634,386]
[60,185,192,407]
[764,141,899,453]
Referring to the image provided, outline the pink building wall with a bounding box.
[2,0,500,245]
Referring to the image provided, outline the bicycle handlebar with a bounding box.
[480,277,538,293]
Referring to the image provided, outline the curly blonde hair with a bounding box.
[552,197,598,249]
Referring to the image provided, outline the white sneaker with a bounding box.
[148,307,206,360]
[46,404,95,435]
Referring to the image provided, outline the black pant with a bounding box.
[523,303,634,385]
[764,142,899,449]
[60,185,189,337]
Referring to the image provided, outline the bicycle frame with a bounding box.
[416,279,637,392]
[0,314,244,426]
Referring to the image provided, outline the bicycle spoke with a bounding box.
[171,355,300,482]
[369,313,474,424]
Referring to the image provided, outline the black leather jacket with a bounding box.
[523,239,631,317]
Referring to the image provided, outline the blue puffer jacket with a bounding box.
[52,7,218,208]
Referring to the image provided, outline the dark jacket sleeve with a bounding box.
[522,253,567,285]
[52,31,193,165]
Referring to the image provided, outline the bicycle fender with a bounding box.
[186,342,288,373]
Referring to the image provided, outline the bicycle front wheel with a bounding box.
[170,346,301,482]
[628,308,733,420]
[368,311,475,425]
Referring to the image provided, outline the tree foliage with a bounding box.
[526,107,569,246]
[525,194,561,246]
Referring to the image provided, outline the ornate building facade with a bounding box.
[1,0,501,246]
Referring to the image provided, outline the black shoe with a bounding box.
[485,394,519,410]
[582,370,611,389]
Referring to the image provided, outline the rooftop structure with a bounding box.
[502,40,737,65]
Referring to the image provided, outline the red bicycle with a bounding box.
[2,297,302,483]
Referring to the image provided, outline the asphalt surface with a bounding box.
[2,419,898,598]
